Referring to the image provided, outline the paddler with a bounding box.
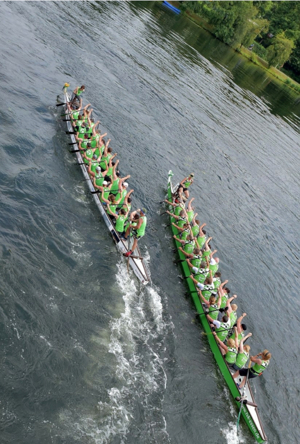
[123,208,147,257]
[227,313,247,344]
[179,173,194,199]
[198,292,221,321]
[90,165,109,189]
[164,197,185,217]
[213,327,239,366]
[108,207,130,237]
[207,313,231,342]
[233,349,271,389]
[232,333,252,372]
[173,233,196,255]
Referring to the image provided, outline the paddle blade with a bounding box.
[56,102,65,107]
[66,131,75,135]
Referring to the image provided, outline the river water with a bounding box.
[0,2,300,444]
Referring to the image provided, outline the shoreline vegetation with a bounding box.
[166,1,300,96]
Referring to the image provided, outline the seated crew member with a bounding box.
[101,192,122,214]
[91,165,109,189]
[124,208,147,256]
[115,182,130,208]
[167,209,187,228]
[198,291,221,321]
[186,197,195,223]
[188,259,210,285]
[99,143,114,171]
[213,327,239,366]
[172,221,192,241]
[109,159,131,195]
[202,236,213,260]
[207,312,231,342]
[217,279,230,308]
[70,85,85,106]
[228,313,247,344]
[232,333,252,372]
[179,246,202,268]
[173,233,195,255]
[213,271,222,290]
[165,197,185,217]
[191,214,200,237]
[82,143,96,165]
[87,152,102,174]
[225,295,238,327]
[108,207,130,236]
[97,179,112,203]
[209,249,220,275]
[233,349,271,389]
[196,223,207,249]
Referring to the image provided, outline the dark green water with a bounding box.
[0,2,300,444]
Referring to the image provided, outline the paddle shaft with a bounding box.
[236,360,252,431]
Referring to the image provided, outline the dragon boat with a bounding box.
[166,170,267,443]
[56,86,150,286]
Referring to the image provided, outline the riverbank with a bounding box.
[167,1,300,95]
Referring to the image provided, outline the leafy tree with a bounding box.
[266,34,294,68]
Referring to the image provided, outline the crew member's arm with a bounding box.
[236,313,247,334]
[178,247,193,258]
[239,333,252,353]
[213,332,228,353]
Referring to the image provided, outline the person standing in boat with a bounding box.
[178,173,194,199]
[71,85,85,106]
[233,350,271,389]
[124,208,147,257]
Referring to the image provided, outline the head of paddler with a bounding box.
[80,85,85,91]
[78,114,84,120]
[123,182,129,189]
[215,271,221,278]
[193,248,201,255]
[108,194,117,203]
[244,345,251,353]
[222,315,229,323]
[140,208,147,215]
[107,147,112,153]
[96,166,101,173]
[179,210,185,217]
[92,154,97,159]
[189,173,194,178]
[209,295,216,305]
[200,262,207,269]
[104,175,111,183]
[224,287,230,294]
[202,229,207,235]
[119,208,126,216]
[227,338,236,348]
[205,275,213,285]
[90,118,94,123]
[241,324,247,332]
[231,304,238,312]
[127,197,132,203]
[84,133,89,139]
[102,181,108,186]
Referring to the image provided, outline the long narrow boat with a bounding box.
[166,170,267,443]
[57,88,151,285]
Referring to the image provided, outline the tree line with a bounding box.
[180,1,300,81]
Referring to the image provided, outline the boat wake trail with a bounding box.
[74,260,170,444]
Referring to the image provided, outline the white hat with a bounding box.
[123,182,129,188]
[102,181,108,185]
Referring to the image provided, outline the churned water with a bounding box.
[0,1,300,444]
